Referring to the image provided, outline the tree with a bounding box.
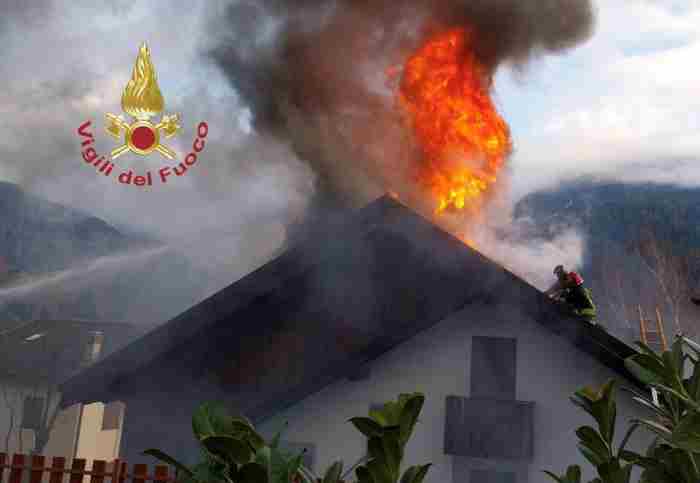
[32,337,62,454]
[0,381,22,453]
[545,336,700,483]
[635,226,695,337]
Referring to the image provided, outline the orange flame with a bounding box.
[398,27,511,215]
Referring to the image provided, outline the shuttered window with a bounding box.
[21,397,44,430]
[470,337,517,400]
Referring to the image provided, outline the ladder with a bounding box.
[638,306,669,407]
[638,305,669,353]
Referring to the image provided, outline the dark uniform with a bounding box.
[546,266,597,323]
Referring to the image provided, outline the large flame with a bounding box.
[121,42,165,120]
[399,27,511,215]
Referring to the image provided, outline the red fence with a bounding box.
[0,454,177,483]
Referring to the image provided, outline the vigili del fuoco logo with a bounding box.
[76,42,209,187]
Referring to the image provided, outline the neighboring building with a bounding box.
[0,320,150,459]
[59,196,653,482]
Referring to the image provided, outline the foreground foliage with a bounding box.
[144,393,430,483]
[545,336,700,483]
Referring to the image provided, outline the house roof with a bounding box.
[0,319,152,383]
[59,195,643,418]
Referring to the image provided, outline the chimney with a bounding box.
[80,331,104,368]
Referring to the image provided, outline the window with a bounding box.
[470,337,517,400]
[21,396,45,431]
[469,469,516,483]
[102,401,125,430]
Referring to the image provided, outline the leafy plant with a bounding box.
[544,335,700,483]
[144,393,430,483]
[348,393,431,483]
[144,401,269,483]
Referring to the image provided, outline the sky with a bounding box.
[494,0,700,199]
[0,0,698,290]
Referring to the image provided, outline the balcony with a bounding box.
[444,396,534,460]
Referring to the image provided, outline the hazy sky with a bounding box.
[0,0,697,285]
[495,1,700,198]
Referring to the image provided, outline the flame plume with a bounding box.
[121,42,164,120]
[399,27,512,215]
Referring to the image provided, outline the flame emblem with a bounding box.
[105,42,181,159]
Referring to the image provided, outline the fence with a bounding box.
[0,454,177,483]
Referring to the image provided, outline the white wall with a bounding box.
[257,302,653,483]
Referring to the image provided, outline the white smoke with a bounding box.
[0,0,316,307]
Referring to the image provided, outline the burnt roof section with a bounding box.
[59,195,643,415]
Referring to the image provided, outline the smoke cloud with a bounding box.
[0,0,315,314]
[0,0,595,319]
[206,0,594,284]
[209,0,595,209]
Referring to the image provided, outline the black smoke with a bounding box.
[208,0,596,218]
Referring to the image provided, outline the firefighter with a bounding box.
[545,265,597,323]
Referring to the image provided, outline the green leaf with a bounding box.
[268,445,292,483]
[599,380,617,444]
[565,465,582,483]
[649,383,700,411]
[356,466,374,483]
[342,455,374,481]
[634,341,664,360]
[577,443,606,468]
[662,351,689,395]
[399,395,424,446]
[543,465,581,483]
[191,402,246,441]
[366,458,392,483]
[381,434,402,477]
[598,459,633,483]
[409,464,431,483]
[367,436,385,460]
[625,356,666,386]
[228,420,266,450]
[192,402,221,440]
[630,395,672,420]
[542,470,565,483]
[619,449,656,469]
[671,412,700,452]
[350,417,384,438]
[576,426,611,461]
[685,357,700,401]
[631,418,673,444]
[238,463,268,483]
[323,461,343,483]
[369,408,389,426]
[286,451,305,483]
[400,466,419,483]
[201,435,254,465]
[142,449,194,478]
[381,401,401,426]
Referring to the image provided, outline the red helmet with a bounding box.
[569,271,584,286]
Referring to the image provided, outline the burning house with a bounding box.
[59,195,652,483]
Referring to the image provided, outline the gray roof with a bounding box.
[0,320,152,383]
[59,195,643,418]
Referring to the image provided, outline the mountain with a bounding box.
[0,181,150,274]
[0,182,210,328]
[514,179,700,338]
